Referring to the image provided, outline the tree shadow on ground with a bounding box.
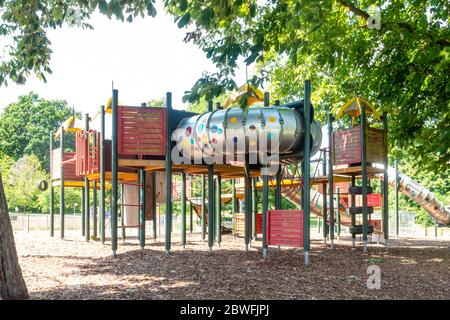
[27,235,449,300]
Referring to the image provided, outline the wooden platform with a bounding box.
[118,159,261,178]
[333,165,384,177]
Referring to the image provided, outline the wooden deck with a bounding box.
[117,159,261,178]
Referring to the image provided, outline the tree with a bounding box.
[164,0,449,172]
[2,155,47,213]
[0,93,76,170]
[0,172,29,299]
[147,98,165,108]
[0,0,157,86]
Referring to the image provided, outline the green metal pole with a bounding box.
[322,183,327,242]
[248,176,252,245]
[85,177,90,242]
[120,183,125,242]
[100,105,106,244]
[152,172,157,240]
[252,177,258,240]
[360,103,369,253]
[303,80,311,265]
[322,151,327,242]
[81,186,85,237]
[275,170,282,210]
[60,126,65,239]
[395,159,399,237]
[165,92,173,254]
[244,173,251,251]
[336,187,341,238]
[84,113,90,242]
[351,175,356,247]
[231,179,237,213]
[139,170,146,249]
[189,176,193,233]
[201,175,206,240]
[49,131,54,237]
[215,176,222,245]
[264,92,270,107]
[207,166,214,251]
[111,89,119,257]
[262,170,269,257]
[206,100,215,251]
[181,173,187,248]
[328,114,335,249]
[93,180,98,240]
[382,112,389,247]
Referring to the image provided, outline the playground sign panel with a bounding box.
[267,210,303,247]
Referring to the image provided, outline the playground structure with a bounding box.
[48,81,450,264]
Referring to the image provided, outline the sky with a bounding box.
[0,3,247,113]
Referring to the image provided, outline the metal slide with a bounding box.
[387,167,450,225]
[280,187,368,231]
[281,167,450,229]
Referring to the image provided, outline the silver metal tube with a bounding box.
[174,106,322,164]
[387,167,450,225]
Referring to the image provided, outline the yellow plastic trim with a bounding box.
[54,115,84,137]
[223,83,264,108]
[335,97,381,122]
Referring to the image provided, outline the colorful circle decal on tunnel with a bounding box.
[230,117,237,123]
[190,138,195,145]
[185,126,192,137]
[217,128,223,135]
[182,139,190,149]
[197,124,205,133]
[210,124,218,134]
[269,116,276,123]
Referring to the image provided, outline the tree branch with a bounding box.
[336,0,448,46]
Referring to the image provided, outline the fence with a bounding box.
[9,211,450,239]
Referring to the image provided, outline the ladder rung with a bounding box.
[120,181,143,187]
[118,203,143,207]
[117,225,143,228]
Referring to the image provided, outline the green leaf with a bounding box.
[147,2,157,17]
[177,12,191,28]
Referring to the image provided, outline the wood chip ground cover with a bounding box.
[14,231,449,300]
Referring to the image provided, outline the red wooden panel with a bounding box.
[333,126,387,166]
[51,150,82,181]
[75,130,100,176]
[369,219,382,231]
[118,106,166,156]
[352,194,383,207]
[267,210,303,248]
[233,213,262,236]
[334,182,349,193]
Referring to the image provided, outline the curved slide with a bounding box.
[281,167,450,229]
[280,187,370,231]
[387,167,450,225]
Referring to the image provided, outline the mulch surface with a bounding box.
[14,230,449,300]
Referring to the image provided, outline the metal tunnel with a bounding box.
[173,103,322,164]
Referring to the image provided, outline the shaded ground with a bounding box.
[14,230,449,299]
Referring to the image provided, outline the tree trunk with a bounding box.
[0,173,29,299]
